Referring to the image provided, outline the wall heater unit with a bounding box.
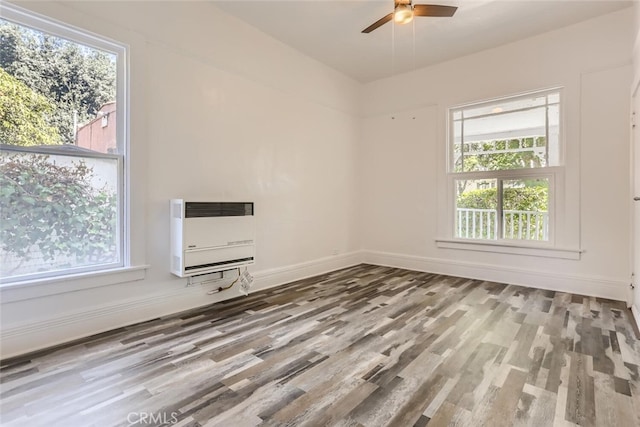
[170,200,255,277]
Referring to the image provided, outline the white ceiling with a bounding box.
[213,0,633,83]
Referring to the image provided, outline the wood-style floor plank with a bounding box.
[1,264,639,426]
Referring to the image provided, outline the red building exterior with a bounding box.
[76,102,117,154]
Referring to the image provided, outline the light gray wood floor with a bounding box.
[1,264,640,426]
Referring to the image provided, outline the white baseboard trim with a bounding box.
[252,251,364,292]
[0,252,364,359]
[362,250,628,302]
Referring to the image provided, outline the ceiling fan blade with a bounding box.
[362,13,393,33]
[413,4,458,17]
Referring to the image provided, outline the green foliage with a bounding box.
[0,152,117,273]
[0,68,61,146]
[457,185,548,212]
[503,184,548,212]
[0,20,116,144]
[455,137,546,173]
[457,188,497,210]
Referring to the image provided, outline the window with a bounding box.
[448,89,561,244]
[0,6,127,283]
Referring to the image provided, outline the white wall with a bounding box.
[0,1,362,358]
[360,9,634,300]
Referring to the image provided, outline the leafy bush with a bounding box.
[0,152,117,274]
[457,185,548,212]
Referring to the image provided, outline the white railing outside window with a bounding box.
[456,208,549,241]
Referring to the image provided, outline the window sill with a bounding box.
[0,265,149,304]
[435,239,581,260]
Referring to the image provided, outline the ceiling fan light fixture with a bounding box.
[361,2,456,34]
[393,4,414,25]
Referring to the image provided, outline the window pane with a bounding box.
[464,107,546,144]
[458,109,548,172]
[502,178,549,241]
[451,90,561,172]
[455,179,497,240]
[1,150,121,280]
[0,19,118,152]
[0,15,122,281]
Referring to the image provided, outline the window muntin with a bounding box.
[0,6,127,283]
[449,89,561,243]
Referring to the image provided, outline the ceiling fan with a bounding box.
[362,0,457,33]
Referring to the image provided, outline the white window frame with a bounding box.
[439,88,570,256]
[0,4,133,285]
